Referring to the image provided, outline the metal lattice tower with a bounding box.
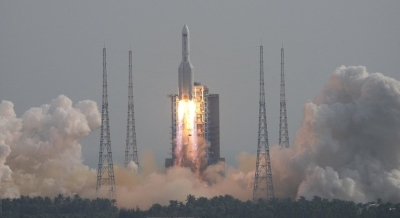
[124,50,139,168]
[168,94,178,165]
[279,45,290,149]
[253,44,274,201]
[96,47,116,200]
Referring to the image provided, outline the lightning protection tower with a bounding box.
[125,50,139,168]
[279,45,289,149]
[253,44,274,201]
[96,47,116,200]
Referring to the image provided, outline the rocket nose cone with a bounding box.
[182,25,189,34]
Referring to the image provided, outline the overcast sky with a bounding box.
[1,1,399,168]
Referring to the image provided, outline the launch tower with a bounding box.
[253,44,274,201]
[96,47,116,200]
[125,50,139,168]
[279,45,289,149]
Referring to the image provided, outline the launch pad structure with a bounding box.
[125,50,139,168]
[93,25,284,202]
[96,25,225,199]
[91,25,292,207]
[166,84,223,168]
[253,44,274,201]
[279,45,289,149]
[96,47,116,200]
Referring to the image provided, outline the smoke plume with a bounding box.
[272,65,400,203]
[0,95,99,198]
[112,150,256,209]
[1,65,400,209]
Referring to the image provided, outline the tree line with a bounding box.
[0,194,118,217]
[0,194,399,217]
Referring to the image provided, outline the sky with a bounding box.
[1,0,399,169]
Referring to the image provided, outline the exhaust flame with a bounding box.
[174,99,201,176]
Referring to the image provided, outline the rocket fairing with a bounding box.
[178,25,194,100]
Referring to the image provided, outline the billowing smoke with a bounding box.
[272,65,400,203]
[0,95,99,198]
[2,65,400,208]
[114,151,254,209]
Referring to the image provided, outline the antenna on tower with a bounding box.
[279,45,289,149]
[96,47,116,200]
[253,44,274,201]
[125,49,139,169]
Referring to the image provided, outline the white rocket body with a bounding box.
[178,25,194,100]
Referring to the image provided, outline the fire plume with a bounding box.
[174,99,201,176]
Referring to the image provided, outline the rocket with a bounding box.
[178,25,194,100]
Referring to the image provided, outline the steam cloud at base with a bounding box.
[1,65,400,208]
[0,95,99,198]
[272,65,400,203]
[114,151,254,209]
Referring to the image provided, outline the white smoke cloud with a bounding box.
[114,152,254,209]
[272,65,400,203]
[0,95,99,198]
[125,161,139,173]
[0,101,21,198]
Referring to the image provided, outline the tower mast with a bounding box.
[253,44,274,201]
[279,45,290,149]
[125,50,139,168]
[96,47,116,200]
